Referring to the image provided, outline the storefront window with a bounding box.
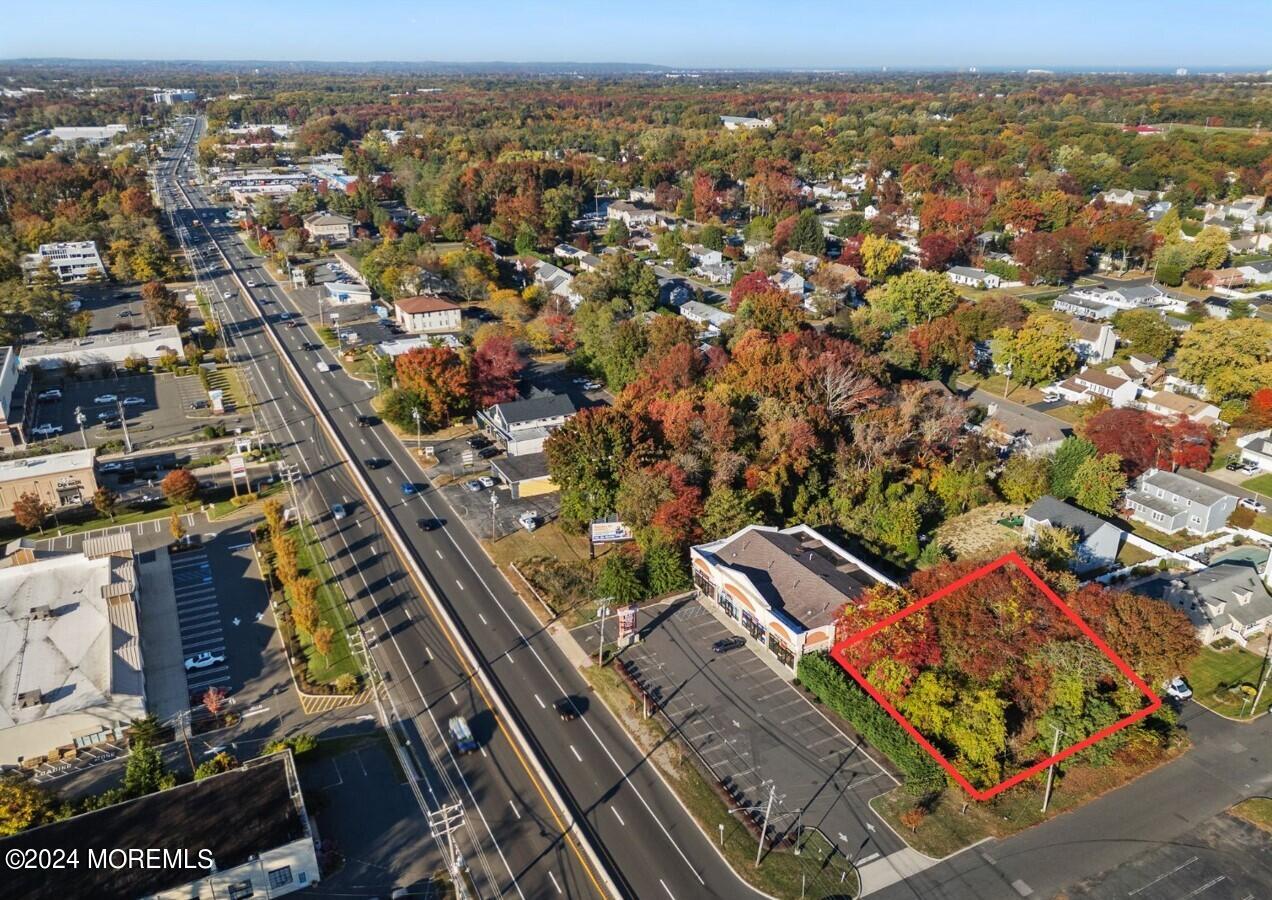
[693,567,716,601]
[769,634,795,669]
[741,611,766,643]
[718,595,736,619]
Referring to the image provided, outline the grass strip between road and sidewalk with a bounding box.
[582,661,860,900]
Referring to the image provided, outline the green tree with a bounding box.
[992,314,1078,386]
[946,689,1010,787]
[545,407,637,532]
[604,218,630,247]
[1111,309,1177,360]
[1072,453,1127,515]
[698,224,725,251]
[193,751,238,781]
[700,487,760,539]
[598,553,644,605]
[0,776,58,836]
[1175,319,1272,401]
[789,208,827,256]
[92,486,119,521]
[123,741,173,797]
[643,540,689,596]
[1193,225,1230,269]
[997,454,1052,506]
[1050,437,1097,500]
[873,269,959,326]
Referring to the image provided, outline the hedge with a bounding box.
[797,652,945,795]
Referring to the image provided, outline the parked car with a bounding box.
[93,393,118,404]
[518,511,539,532]
[712,636,746,654]
[1164,676,1193,701]
[37,389,62,401]
[1239,497,1268,513]
[99,462,123,473]
[464,480,484,493]
[583,381,602,391]
[331,503,348,520]
[96,410,118,420]
[184,652,225,671]
[478,446,500,459]
[448,716,479,754]
[122,396,145,406]
[116,310,133,318]
[479,476,496,489]
[465,436,490,449]
[1041,390,1062,403]
[31,423,63,437]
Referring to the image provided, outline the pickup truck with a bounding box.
[448,716,479,754]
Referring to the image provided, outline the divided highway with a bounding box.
[161,118,794,900]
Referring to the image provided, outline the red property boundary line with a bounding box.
[829,551,1162,801]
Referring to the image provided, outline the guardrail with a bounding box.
[173,163,621,900]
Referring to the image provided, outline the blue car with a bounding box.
[400,482,418,497]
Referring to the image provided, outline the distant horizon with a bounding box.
[3,1,1270,71]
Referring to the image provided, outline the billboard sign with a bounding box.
[617,604,638,640]
[590,520,633,544]
[227,453,248,479]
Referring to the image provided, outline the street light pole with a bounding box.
[116,398,133,454]
[74,406,87,449]
[1040,724,1065,813]
[756,783,776,868]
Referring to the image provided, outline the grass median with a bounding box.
[288,521,362,685]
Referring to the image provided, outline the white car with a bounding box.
[97,411,118,420]
[94,394,117,404]
[31,423,63,437]
[1041,391,1062,403]
[518,511,539,532]
[37,389,62,401]
[479,476,496,489]
[583,381,602,391]
[122,396,145,406]
[279,311,292,320]
[100,462,123,472]
[184,652,225,671]
[1164,676,1193,701]
[316,361,331,373]
[245,280,257,288]
[223,290,234,299]
[1239,497,1268,513]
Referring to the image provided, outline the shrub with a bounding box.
[797,652,945,794]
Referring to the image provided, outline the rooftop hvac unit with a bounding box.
[29,604,52,620]
[17,690,42,709]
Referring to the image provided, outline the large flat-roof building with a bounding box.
[0,346,31,449]
[19,325,184,371]
[0,448,97,513]
[0,751,319,899]
[0,532,142,765]
[21,241,106,283]
[22,125,127,146]
[690,525,896,670]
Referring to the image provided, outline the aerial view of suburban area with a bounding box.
[0,3,1270,899]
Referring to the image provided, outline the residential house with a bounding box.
[720,115,775,130]
[1146,548,1272,646]
[1054,291,1119,320]
[1237,429,1272,472]
[606,201,663,228]
[687,244,724,268]
[946,266,1002,289]
[577,253,603,272]
[393,295,462,335]
[771,269,808,298]
[1204,269,1247,290]
[1070,320,1118,363]
[0,752,320,899]
[1126,468,1239,536]
[1024,495,1126,574]
[1053,368,1139,407]
[696,262,735,285]
[1238,260,1272,285]
[300,211,354,243]
[781,250,821,274]
[979,400,1070,457]
[554,244,587,262]
[680,300,735,336]
[1145,200,1173,222]
[532,261,583,308]
[1137,389,1221,425]
[1099,189,1137,206]
[690,524,896,670]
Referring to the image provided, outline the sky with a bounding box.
[3,0,1271,71]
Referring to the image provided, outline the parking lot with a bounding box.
[170,546,232,697]
[1068,810,1272,899]
[574,597,902,861]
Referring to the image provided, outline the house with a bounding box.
[1023,496,1126,574]
[1126,354,1160,376]
[21,241,105,283]
[770,269,808,297]
[1138,389,1221,424]
[1070,320,1118,363]
[946,266,1001,289]
[1145,200,1173,222]
[1099,189,1137,206]
[1054,292,1118,320]
[0,532,141,764]
[720,115,774,130]
[1228,234,1272,256]
[979,399,1070,456]
[479,392,576,457]
[680,300,735,335]
[606,200,662,228]
[393,295,462,335]
[532,262,583,308]
[1145,548,1272,646]
[1237,260,1272,285]
[696,262,735,285]
[1125,468,1239,536]
[1237,429,1272,472]
[0,448,97,513]
[19,326,184,371]
[1204,269,1247,289]
[0,752,320,899]
[690,524,896,670]
[554,243,587,261]
[1053,368,1139,407]
[300,211,355,242]
[1060,284,1170,314]
[781,250,821,274]
[687,244,724,268]
[578,253,603,272]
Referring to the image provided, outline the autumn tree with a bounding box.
[1068,584,1198,688]
[545,406,642,531]
[1111,309,1177,360]
[736,286,804,336]
[291,577,321,636]
[992,314,1078,386]
[997,454,1052,505]
[394,346,471,428]
[313,625,336,664]
[470,336,524,407]
[860,234,903,282]
[871,269,959,326]
[92,486,118,521]
[140,280,189,328]
[1072,453,1127,515]
[0,776,58,836]
[169,510,186,542]
[12,492,50,533]
[161,467,200,506]
[1175,319,1272,401]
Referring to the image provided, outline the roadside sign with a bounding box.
[617,604,638,640]
[227,453,248,480]
[590,519,633,544]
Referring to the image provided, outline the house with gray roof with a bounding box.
[1024,496,1126,574]
[680,300,735,335]
[1054,292,1118,320]
[1142,547,1272,646]
[478,392,576,457]
[1126,468,1239,536]
[946,266,1002,290]
[1237,428,1272,473]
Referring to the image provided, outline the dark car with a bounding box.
[553,697,581,721]
[365,457,388,469]
[712,636,746,654]
[357,414,379,427]
[418,517,440,531]
[465,436,490,449]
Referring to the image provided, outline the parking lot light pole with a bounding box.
[74,407,87,449]
[116,398,133,454]
[489,491,498,539]
[411,407,421,449]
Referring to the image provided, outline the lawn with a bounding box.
[1124,519,1204,552]
[289,522,362,685]
[1231,797,1272,832]
[486,520,592,569]
[955,373,1045,404]
[1116,542,1156,566]
[1185,645,1272,718]
[205,365,252,412]
[1242,473,1272,498]
[583,662,859,899]
[933,503,1024,560]
[1208,433,1240,471]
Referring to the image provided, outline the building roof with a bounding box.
[491,451,551,483]
[1076,369,1132,391]
[1143,390,1216,418]
[0,753,308,899]
[1070,320,1109,343]
[395,294,460,315]
[490,393,575,426]
[1150,554,1272,633]
[1140,468,1237,508]
[0,448,95,485]
[20,326,182,362]
[705,526,886,631]
[1056,293,1116,314]
[1025,495,1118,541]
[301,211,354,226]
[947,265,990,279]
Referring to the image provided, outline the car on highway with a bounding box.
[245,279,257,288]
[222,290,234,299]
[365,457,388,469]
[279,311,292,320]
[37,388,62,401]
[1164,676,1193,701]
[316,361,331,373]
[357,415,378,427]
[94,394,118,404]
[1239,496,1268,513]
[331,503,348,520]
[448,716,479,754]
[712,636,747,654]
[479,476,496,489]
[122,396,145,406]
[400,482,418,497]
[184,651,225,671]
[554,697,581,721]
[418,517,440,531]
[31,423,63,437]
[117,310,134,318]
[464,479,484,492]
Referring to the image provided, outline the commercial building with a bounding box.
[480,392,575,457]
[0,532,142,765]
[302,211,356,242]
[21,241,106,283]
[19,325,184,371]
[152,88,196,104]
[394,294,462,335]
[0,346,31,450]
[22,125,127,146]
[690,524,895,670]
[0,751,320,900]
[0,448,97,513]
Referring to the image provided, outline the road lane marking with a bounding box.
[535,694,544,708]
[548,872,561,895]
[450,691,459,705]
[509,800,520,819]
[570,745,582,762]
[478,613,487,625]
[612,807,625,826]
[660,879,675,899]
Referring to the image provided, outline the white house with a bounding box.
[680,300,735,335]
[946,266,1002,289]
[1070,320,1118,363]
[22,241,105,283]
[479,393,576,457]
[1238,260,1272,285]
[1052,368,1139,407]
[1054,292,1119,320]
[1137,389,1221,425]
[720,115,775,130]
[393,295,462,334]
[1237,429,1272,472]
[301,211,355,242]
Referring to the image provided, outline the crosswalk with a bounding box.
[170,550,230,694]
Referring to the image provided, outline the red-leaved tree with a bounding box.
[470,336,524,407]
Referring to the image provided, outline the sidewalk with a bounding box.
[137,547,190,722]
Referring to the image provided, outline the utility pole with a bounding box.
[116,398,133,454]
[1250,635,1272,717]
[74,406,87,449]
[427,802,469,900]
[596,597,613,666]
[1041,725,1065,813]
[489,491,498,539]
[756,782,776,868]
[412,407,421,451]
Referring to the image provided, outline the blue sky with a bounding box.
[3,1,1270,69]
